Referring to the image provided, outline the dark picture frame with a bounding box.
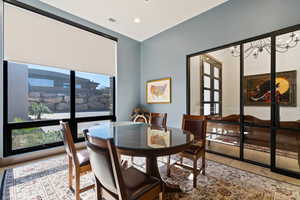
[243,70,297,107]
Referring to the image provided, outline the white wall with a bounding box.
[190,56,201,115]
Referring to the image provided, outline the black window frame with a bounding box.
[3,61,116,156]
[3,0,118,156]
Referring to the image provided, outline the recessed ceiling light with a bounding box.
[134,18,141,23]
[108,18,117,23]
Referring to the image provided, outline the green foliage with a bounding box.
[12,128,62,150]
[29,103,52,120]
[13,118,38,135]
[12,117,62,150]
[13,117,25,123]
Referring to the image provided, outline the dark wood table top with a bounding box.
[87,123,194,156]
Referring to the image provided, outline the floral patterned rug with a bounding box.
[2,155,300,200]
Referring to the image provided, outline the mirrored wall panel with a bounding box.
[188,24,300,179]
[189,46,240,158]
[243,38,272,123]
[275,30,300,174]
[243,37,271,165]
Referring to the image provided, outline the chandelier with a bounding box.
[230,32,300,58]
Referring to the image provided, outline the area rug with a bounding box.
[2,155,300,200]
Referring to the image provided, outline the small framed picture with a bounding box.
[146,78,171,104]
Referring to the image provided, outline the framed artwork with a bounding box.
[146,78,171,104]
[147,127,171,148]
[243,70,296,106]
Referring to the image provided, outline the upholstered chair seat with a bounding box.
[77,150,90,167]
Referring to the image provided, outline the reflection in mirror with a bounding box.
[188,46,240,157]
[147,127,171,148]
[188,26,300,178]
[276,30,300,174]
[189,47,240,117]
[243,38,271,122]
[243,37,271,165]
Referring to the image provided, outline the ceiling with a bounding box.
[40,0,227,41]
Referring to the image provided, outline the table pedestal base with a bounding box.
[145,156,181,193]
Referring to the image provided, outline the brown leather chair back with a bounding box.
[60,121,79,165]
[182,115,207,141]
[85,134,127,199]
[150,112,167,127]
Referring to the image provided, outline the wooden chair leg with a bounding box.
[193,159,197,188]
[166,155,171,177]
[68,157,73,190]
[208,140,211,146]
[75,169,80,200]
[159,184,165,200]
[95,177,102,200]
[202,155,206,175]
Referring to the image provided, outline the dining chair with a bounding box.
[133,114,148,123]
[166,115,207,188]
[149,112,167,127]
[83,129,128,169]
[84,132,165,200]
[60,121,94,200]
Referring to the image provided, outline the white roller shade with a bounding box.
[4,3,117,76]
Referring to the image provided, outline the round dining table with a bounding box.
[87,122,194,191]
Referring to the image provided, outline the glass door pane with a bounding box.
[204,103,211,115]
[204,76,211,88]
[204,46,240,158]
[243,37,271,165]
[275,30,300,174]
[204,62,211,75]
[244,126,270,165]
[204,90,211,102]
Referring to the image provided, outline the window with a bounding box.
[4,61,115,156]
[8,62,71,122]
[75,71,113,118]
[63,83,81,89]
[3,1,117,156]
[12,125,62,150]
[29,78,54,87]
[201,55,222,116]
